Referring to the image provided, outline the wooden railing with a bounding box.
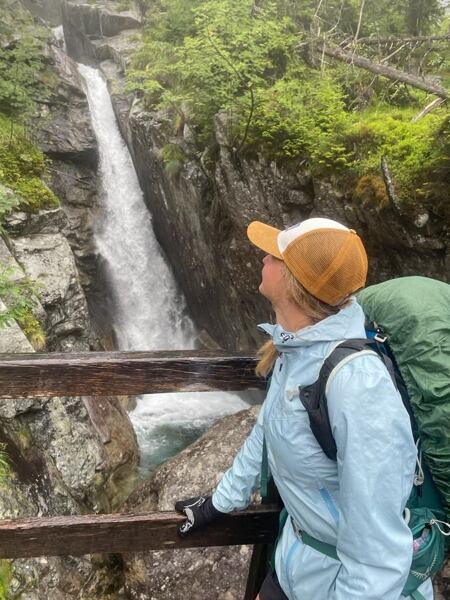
[0,351,277,599]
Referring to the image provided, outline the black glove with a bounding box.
[175,495,223,537]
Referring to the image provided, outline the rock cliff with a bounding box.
[38,38,100,303]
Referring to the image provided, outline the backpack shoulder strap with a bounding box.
[299,339,384,461]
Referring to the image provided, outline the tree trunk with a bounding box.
[355,33,450,45]
[316,43,449,99]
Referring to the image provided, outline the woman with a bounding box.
[175,217,432,600]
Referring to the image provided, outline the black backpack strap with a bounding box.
[299,338,393,461]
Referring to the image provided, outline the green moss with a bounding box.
[0,116,59,213]
[161,143,187,177]
[128,0,449,211]
[15,307,46,351]
[0,444,8,481]
[345,106,448,209]
[0,266,45,349]
[0,559,11,600]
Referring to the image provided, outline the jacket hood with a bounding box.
[257,297,366,351]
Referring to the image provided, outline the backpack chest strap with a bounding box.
[299,339,393,461]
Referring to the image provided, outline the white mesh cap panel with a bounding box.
[278,218,349,254]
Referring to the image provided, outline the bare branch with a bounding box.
[381,157,403,214]
[380,43,408,64]
[354,0,366,46]
[412,97,446,122]
[315,43,449,99]
[355,34,450,45]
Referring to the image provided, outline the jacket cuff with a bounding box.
[211,493,231,514]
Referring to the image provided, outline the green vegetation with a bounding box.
[0,0,55,349]
[127,0,449,213]
[0,117,58,212]
[0,558,11,600]
[0,184,46,349]
[0,260,46,350]
[115,0,132,12]
[0,0,58,213]
[161,143,187,177]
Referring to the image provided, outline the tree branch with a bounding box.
[355,33,450,45]
[412,97,446,122]
[381,156,402,214]
[315,43,449,99]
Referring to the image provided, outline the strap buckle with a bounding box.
[291,516,304,541]
[374,330,387,344]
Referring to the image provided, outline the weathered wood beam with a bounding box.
[0,351,264,397]
[318,43,450,99]
[0,507,279,558]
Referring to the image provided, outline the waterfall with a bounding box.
[78,64,194,351]
[78,65,250,476]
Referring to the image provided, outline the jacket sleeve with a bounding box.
[212,400,265,513]
[326,353,416,600]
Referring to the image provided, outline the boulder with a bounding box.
[123,406,260,600]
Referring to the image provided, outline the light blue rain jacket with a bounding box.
[212,298,433,600]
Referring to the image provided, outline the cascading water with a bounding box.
[78,64,251,476]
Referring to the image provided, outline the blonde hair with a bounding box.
[255,266,351,377]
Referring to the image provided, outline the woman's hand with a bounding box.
[174,495,223,537]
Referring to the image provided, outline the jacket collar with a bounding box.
[257,297,366,351]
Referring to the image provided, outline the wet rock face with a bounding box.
[122,107,448,351]
[21,0,63,25]
[62,0,141,64]
[37,40,100,300]
[38,44,98,164]
[7,221,94,352]
[124,406,260,600]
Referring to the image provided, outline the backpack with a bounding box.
[264,276,450,599]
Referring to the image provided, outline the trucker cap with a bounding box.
[247,217,368,305]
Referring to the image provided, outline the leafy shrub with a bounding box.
[126,0,449,210]
[127,0,297,144]
[245,68,354,171]
[0,118,59,212]
[161,143,187,177]
[0,265,46,350]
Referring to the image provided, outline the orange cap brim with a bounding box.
[247,221,283,259]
